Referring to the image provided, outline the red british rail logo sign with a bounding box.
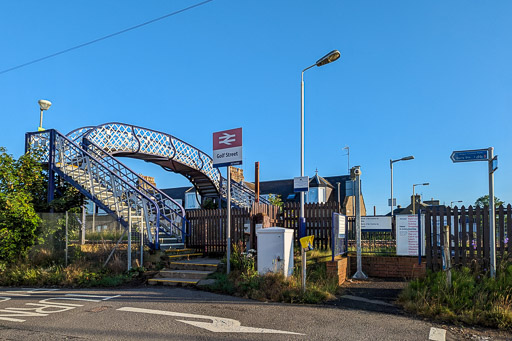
[212,128,242,168]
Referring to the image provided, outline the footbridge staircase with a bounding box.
[26,123,269,251]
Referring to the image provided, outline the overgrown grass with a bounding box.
[0,261,145,287]
[399,259,512,330]
[205,243,339,304]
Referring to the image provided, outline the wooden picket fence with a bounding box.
[186,207,250,255]
[425,205,512,271]
[282,201,339,250]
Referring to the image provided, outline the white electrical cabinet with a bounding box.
[256,227,294,277]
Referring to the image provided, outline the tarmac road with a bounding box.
[0,286,507,341]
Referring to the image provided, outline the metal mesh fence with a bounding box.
[33,211,145,271]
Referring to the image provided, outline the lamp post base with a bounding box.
[352,270,368,280]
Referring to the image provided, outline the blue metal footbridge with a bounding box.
[26,123,269,250]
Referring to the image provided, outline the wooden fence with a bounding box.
[186,208,250,255]
[282,201,339,250]
[425,205,512,271]
[186,203,280,255]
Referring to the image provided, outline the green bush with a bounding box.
[205,244,337,304]
[399,259,512,330]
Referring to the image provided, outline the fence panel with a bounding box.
[425,205,510,271]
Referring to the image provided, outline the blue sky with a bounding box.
[0,1,510,214]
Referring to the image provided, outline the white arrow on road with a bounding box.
[117,307,304,335]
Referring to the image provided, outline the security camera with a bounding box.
[354,168,361,176]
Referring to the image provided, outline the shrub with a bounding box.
[399,259,512,330]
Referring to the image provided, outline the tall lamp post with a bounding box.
[343,146,350,174]
[300,49,340,291]
[390,156,414,217]
[38,99,52,131]
[450,200,463,208]
[412,182,429,214]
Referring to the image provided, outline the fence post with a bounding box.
[442,225,451,288]
[81,205,86,245]
[65,211,69,267]
[127,207,132,271]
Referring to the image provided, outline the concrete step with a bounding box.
[168,258,221,271]
[158,269,213,279]
[148,278,200,286]
[165,248,195,254]
[167,253,203,260]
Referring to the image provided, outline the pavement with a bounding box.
[328,278,512,341]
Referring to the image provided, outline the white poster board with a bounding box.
[361,216,392,231]
[396,214,425,256]
[336,214,346,236]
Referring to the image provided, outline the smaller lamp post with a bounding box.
[412,183,429,214]
[38,99,52,131]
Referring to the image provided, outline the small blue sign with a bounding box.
[450,149,488,163]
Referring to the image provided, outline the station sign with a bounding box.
[294,176,309,192]
[213,128,242,168]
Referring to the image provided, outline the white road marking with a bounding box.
[429,327,446,341]
[117,307,304,335]
[341,295,395,307]
[0,292,121,323]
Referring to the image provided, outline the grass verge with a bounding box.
[398,260,512,330]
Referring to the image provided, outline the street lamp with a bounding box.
[343,146,350,174]
[390,156,414,217]
[450,200,463,208]
[300,49,340,291]
[38,99,52,131]
[412,182,429,214]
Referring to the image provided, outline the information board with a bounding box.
[361,216,392,231]
[396,214,425,256]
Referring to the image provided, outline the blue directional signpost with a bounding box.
[451,147,498,278]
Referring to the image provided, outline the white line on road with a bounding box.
[117,307,305,335]
[429,327,446,341]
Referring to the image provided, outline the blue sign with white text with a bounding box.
[450,149,488,163]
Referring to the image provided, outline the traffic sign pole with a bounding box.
[227,166,231,275]
[488,147,496,278]
[451,147,497,278]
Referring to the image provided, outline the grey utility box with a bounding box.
[256,227,294,278]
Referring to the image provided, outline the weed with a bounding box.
[399,259,512,330]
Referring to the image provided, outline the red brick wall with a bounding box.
[348,255,426,279]
[326,257,348,285]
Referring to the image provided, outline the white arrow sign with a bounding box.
[117,307,304,335]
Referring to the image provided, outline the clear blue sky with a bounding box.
[1,1,510,214]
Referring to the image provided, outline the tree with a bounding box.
[0,148,42,262]
[474,195,504,208]
[267,193,283,208]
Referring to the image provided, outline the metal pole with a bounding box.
[488,147,496,278]
[92,203,96,234]
[412,185,415,214]
[300,71,305,232]
[65,211,69,267]
[39,109,43,130]
[140,212,144,268]
[352,166,367,279]
[337,182,341,213]
[300,70,306,292]
[347,147,350,174]
[128,207,132,271]
[81,205,86,245]
[226,166,231,275]
[390,160,394,218]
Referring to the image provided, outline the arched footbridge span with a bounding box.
[26,123,268,251]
